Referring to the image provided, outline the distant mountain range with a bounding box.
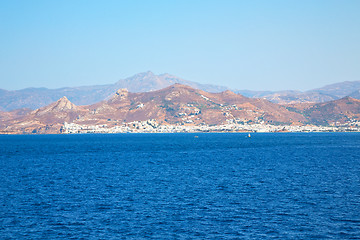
[0,71,228,111]
[1,84,360,134]
[236,81,360,104]
[0,71,360,111]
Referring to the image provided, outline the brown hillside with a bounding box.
[291,97,360,125]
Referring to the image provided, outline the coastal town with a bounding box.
[61,120,360,134]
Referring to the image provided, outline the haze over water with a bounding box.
[1,133,359,239]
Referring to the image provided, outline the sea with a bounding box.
[0,133,359,239]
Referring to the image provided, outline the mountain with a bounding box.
[287,97,360,125]
[112,71,228,93]
[310,81,360,98]
[0,71,228,111]
[1,97,87,134]
[0,85,117,111]
[0,84,307,134]
[253,91,337,104]
[349,89,360,99]
[84,84,305,126]
[237,81,360,104]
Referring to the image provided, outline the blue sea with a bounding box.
[0,133,360,239]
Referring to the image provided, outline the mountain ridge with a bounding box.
[0,71,228,111]
[1,71,360,111]
[2,84,360,134]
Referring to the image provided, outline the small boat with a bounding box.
[194,136,199,138]
[248,133,251,138]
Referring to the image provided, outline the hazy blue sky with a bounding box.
[1,0,359,91]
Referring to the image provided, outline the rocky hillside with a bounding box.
[255,91,336,104]
[310,81,360,98]
[1,97,88,134]
[81,84,305,126]
[287,97,360,125]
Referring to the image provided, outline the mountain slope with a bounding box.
[79,84,306,126]
[289,97,360,125]
[310,81,360,98]
[1,97,87,133]
[349,89,360,99]
[246,91,337,104]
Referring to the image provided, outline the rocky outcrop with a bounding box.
[32,96,77,116]
[108,88,129,103]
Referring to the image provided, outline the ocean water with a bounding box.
[0,133,359,239]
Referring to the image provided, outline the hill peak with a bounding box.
[221,89,238,96]
[132,71,155,79]
[53,96,76,111]
[108,88,130,103]
[164,83,196,92]
[172,83,191,88]
[58,96,69,101]
[31,96,77,116]
[115,88,129,95]
[341,96,360,102]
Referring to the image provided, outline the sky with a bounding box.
[0,0,359,91]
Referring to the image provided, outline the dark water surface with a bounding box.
[0,133,360,239]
